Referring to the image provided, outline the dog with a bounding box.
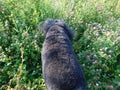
[40,19,86,90]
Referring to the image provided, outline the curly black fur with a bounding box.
[41,19,86,90]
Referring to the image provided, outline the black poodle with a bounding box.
[41,19,86,90]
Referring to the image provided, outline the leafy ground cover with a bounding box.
[0,0,120,90]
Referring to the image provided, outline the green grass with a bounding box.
[0,0,120,90]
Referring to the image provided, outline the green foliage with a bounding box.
[0,0,120,89]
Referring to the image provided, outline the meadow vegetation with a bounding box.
[0,0,120,89]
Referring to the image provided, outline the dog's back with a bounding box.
[41,19,86,90]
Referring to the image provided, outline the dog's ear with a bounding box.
[63,24,74,41]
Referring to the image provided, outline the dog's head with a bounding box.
[40,18,74,40]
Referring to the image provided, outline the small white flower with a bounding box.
[105,47,108,50]
[96,83,99,86]
[0,55,3,59]
[108,50,113,53]
[35,34,38,38]
[2,11,4,14]
[96,69,99,71]
[93,26,97,30]
[88,83,92,88]
[82,64,85,67]
[118,82,120,86]
[15,19,18,23]
[92,61,97,64]
[5,21,8,27]
[87,23,91,26]
[95,32,99,36]
[87,45,90,47]
[92,48,95,50]
[112,42,115,45]
[108,85,113,89]
[98,24,102,29]
[93,54,97,58]
[70,11,74,15]
[11,13,13,17]
[100,48,103,51]
[108,55,111,58]
[0,46,2,49]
